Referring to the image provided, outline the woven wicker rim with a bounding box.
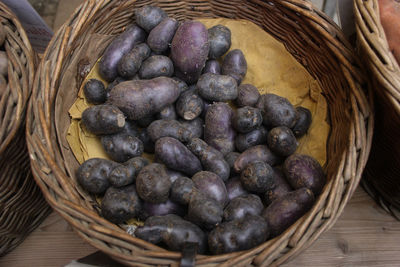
[0,2,34,153]
[0,2,51,256]
[354,0,400,113]
[26,0,373,265]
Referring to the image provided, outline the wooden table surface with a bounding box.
[1,187,399,267]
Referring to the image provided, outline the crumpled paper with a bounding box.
[67,18,329,167]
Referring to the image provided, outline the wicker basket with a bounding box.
[354,0,400,219]
[0,2,51,256]
[26,0,373,265]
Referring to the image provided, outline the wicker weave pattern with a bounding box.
[354,0,400,218]
[26,0,373,265]
[0,2,51,256]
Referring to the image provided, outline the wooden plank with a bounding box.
[1,187,399,266]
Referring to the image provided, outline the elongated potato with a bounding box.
[135,214,207,253]
[187,138,230,181]
[99,24,146,82]
[222,49,247,84]
[292,106,312,137]
[81,104,125,135]
[197,73,238,102]
[135,6,167,32]
[204,102,236,155]
[139,55,174,79]
[208,215,269,254]
[262,188,314,237]
[171,21,209,84]
[108,77,180,120]
[155,137,202,176]
[256,93,297,128]
[147,119,193,143]
[118,43,151,79]
[101,133,144,162]
[147,17,179,53]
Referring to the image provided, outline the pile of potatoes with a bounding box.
[77,6,326,255]
[0,25,8,98]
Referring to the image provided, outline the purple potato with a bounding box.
[197,73,238,102]
[108,77,180,120]
[176,88,204,120]
[101,133,144,163]
[225,176,248,201]
[147,119,193,143]
[202,60,221,75]
[170,176,196,205]
[142,199,185,219]
[232,106,263,133]
[292,106,312,137]
[99,24,146,82]
[136,163,171,203]
[171,21,209,84]
[208,24,231,59]
[179,117,204,139]
[188,192,223,230]
[204,102,236,156]
[187,138,230,181]
[147,17,179,53]
[101,185,142,224]
[155,137,202,176]
[208,215,269,254]
[81,104,125,135]
[118,43,151,79]
[240,161,274,193]
[223,194,264,221]
[76,158,117,194]
[135,214,207,253]
[236,84,260,107]
[267,126,298,157]
[192,171,229,207]
[235,126,268,152]
[263,168,292,205]
[262,188,314,237]
[83,79,107,104]
[139,55,174,79]
[256,93,297,128]
[222,49,247,84]
[135,6,167,32]
[283,154,326,195]
[157,105,177,120]
[234,145,282,173]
